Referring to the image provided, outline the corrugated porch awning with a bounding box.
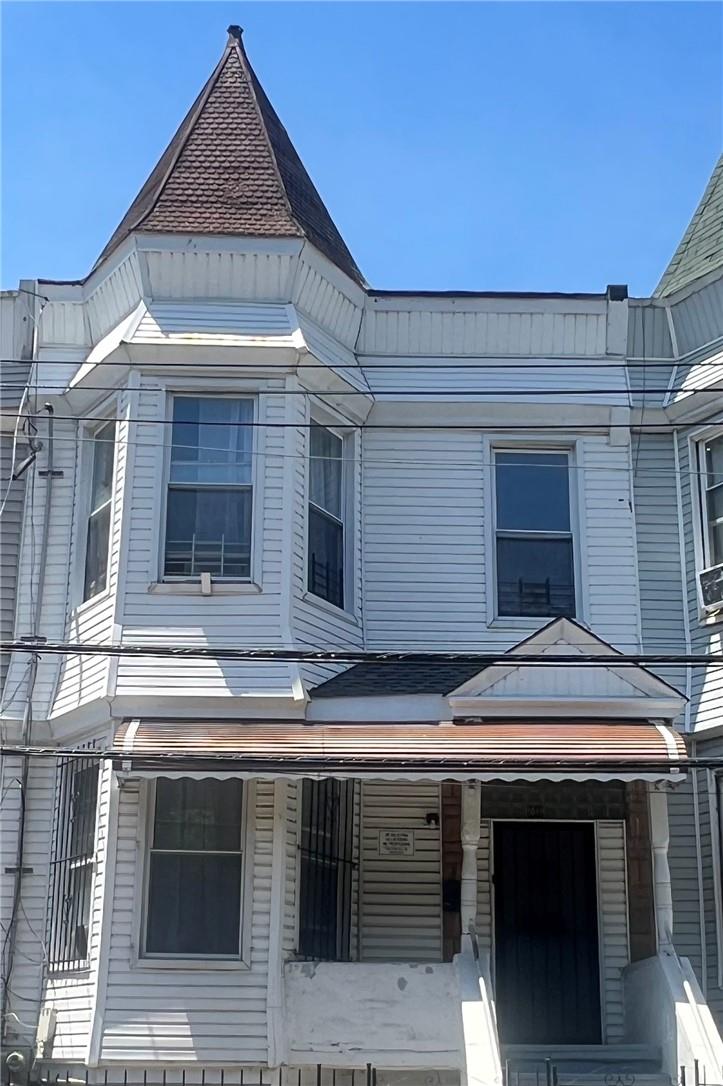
[113,719,686,781]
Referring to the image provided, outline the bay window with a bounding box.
[308,423,346,609]
[494,449,576,618]
[164,396,253,579]
[83,420,116,601]
[144,778,245,958]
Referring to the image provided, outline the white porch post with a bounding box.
[649,785,674,948]
[461,781,482,950]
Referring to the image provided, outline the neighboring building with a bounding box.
[1,27,721,1086]
[631,154,723,1024]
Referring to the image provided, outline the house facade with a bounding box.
[1,26,722,1086]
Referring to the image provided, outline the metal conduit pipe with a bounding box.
[1,404,56,1039]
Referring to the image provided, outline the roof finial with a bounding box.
[227,25,244,44]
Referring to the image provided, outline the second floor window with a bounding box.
[83,420,116,601]
[701,436,723,568]
[164,396,253,579]
[308,424,345,609]
[494,449,576,618]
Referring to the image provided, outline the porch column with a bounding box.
[649,785,674,948]
[461,781,482,950]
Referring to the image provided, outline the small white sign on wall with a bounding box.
[379,829,415,857]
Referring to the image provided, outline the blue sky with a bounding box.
[2,2,721,294]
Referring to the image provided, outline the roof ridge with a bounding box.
[226,26,301,241]
[655,152,723,297]
[91,27,364,285]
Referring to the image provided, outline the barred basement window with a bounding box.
[47,755,99,969]
[298,779,355,961]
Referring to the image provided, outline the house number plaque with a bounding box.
[379,829,415,856]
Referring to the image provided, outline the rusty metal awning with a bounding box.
[113,719,686,781]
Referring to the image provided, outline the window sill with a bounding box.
[71,586,114,620]
[132,956,250,971]
[302,591,359,626]
[488,615,576,630]
[148,581,262,596]
[698,609,723,630]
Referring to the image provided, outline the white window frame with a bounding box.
[486,438,583,627]
[76,404,118,612]
[160,393,258,584]
[694,429,723,571]
[304,404,356,617]
[136,777,253,968]
[687,425,723,622]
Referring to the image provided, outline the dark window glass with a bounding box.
[495,450,575,617]
[309,506,344,609]
[308,425,345,607]
[164,487,252,577]
[164,397,253,579]
[495,452,570,532]
[82,421,115,601]
[497,536,576,617]
[145,779,244,958]
[146,853,242,956]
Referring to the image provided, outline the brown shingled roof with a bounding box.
[94,26,364,285]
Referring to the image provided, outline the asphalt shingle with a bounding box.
[94,27,364,286]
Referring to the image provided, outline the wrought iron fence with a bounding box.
[33,1068,378,1086]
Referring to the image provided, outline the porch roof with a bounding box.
[113,718,686,781]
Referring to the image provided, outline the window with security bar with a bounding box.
[298,779,355,961]
[47,755,99,969]
[164,396,254,580]
[494,449,576,618]
[308,423,346,609]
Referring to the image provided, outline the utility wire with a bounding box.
[17,428,723,480]
[2,640,721,666]
[0,410,718,433]
[3,356,721,369]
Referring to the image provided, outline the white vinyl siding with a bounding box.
[359,782,442,962]
[100,779,273,1063]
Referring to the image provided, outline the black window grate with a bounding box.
[298,779,356,961]
[47,753,99,970]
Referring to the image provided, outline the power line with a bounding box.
[2,356,719,369]
[0,409,717,433]
[0,385,713,397]
[12,427,723,480]
[2,640,721,666]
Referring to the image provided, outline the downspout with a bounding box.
[1,404,55,1038]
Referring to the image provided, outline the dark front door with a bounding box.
[494,821,601,1045]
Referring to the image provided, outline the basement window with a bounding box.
[164,396,254,580]
[494,449,576,618]
[144,778,245,958]
[47,755,99,969]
